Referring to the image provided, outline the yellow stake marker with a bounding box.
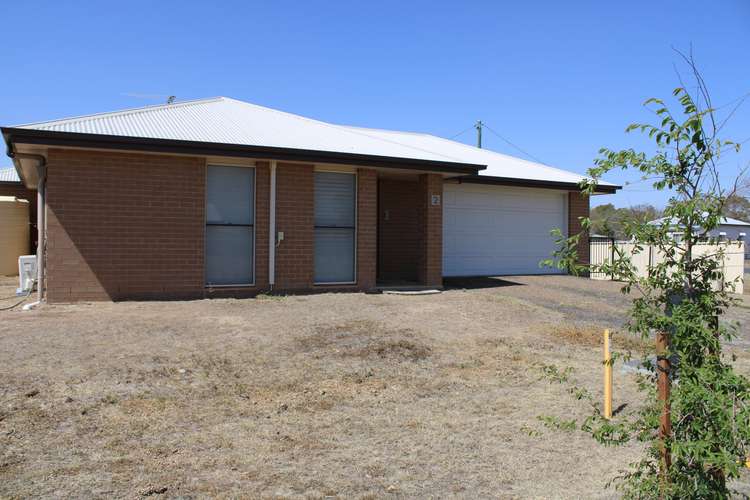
[604,329,613,420]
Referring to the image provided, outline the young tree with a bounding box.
[545,56,750,498]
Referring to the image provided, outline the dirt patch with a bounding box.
[0,274,747,497]
[297,320,432,361]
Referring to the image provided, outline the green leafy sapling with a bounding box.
[542,54,750,499]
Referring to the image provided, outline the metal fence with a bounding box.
[589,237,745,294]
[589,236,615,280]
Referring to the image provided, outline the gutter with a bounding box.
[455,174,621,194]
[6,148,46,308]
[2,127,486,176]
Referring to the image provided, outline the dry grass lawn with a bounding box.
[1,275,749,498]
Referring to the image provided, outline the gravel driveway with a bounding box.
[0,275,747,498]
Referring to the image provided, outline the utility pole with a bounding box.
[475,120,483,148]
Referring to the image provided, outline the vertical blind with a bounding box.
[314,172,356,283]
[205,166,254,285]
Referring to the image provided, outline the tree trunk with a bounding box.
[656,330,671,495]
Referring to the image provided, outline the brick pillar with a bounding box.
[417,174,443,287]
[357,169,377,290]
[275,163,314,290]
[568,191,590,268]
[254,162,270,288]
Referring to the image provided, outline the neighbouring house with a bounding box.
[0,166,36,256]
[649,216,750,258]
[1,97,619,302]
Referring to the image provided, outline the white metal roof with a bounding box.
[12,96,610,186]
[0,167,20,183]
[720,216,750,226]
[339,125,608,186]
[650,216,750,227]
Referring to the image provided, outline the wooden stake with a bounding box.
[656,330,672,490]
[603,329,612,420]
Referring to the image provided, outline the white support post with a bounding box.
[268,161,277,287]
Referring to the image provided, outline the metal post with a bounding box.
[36,166,46,303]
[475,120,483,148]
[603,329,612,419]
[268,161,277,288]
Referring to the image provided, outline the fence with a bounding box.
[589,236,745,294]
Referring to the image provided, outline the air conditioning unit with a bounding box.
[17,255,36,295]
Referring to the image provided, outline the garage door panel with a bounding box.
[446,184,564,212]
[445,233,563,253]
[444,254,554,276]
[443,184,567,277]
[448,197,561,213]
[446,212,564,235]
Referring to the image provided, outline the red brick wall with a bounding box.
[377,179,420,282]
[417,174,443,287]
[45,149,207,302]
[275,163,315,290]
[356,169,377,290]
[42,151,381,301]
[568,191,590,267]
[0,182,37,253]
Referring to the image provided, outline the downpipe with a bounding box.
[7,150,46,310]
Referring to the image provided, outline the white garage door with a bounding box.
[443,183,568,277]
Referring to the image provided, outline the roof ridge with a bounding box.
[339,124,432,137]
[417,131,596,179]
[15,96,225,129]
[343,123,601,183]
[222,97,339,128]
[225,99,466,163]
[332,124,466,163]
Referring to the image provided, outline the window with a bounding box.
[205,165,254,285]
[314,171,356,283]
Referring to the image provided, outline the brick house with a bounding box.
[1,97,618,303]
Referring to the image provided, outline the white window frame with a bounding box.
[314,169,358,285]
[204,163,257,288]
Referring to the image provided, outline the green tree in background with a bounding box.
[724,194,750,222]
[590,204,663,239]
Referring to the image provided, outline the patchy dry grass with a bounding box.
[548,323,650,353]
[1,274,748,498]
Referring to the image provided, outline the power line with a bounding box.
[448,124,475,140]
[481,123,548,165]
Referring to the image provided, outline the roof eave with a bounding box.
[2,129,33,187]
[456,174,621,194]
[2,127,486,175]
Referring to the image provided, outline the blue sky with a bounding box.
[2,1,749,208]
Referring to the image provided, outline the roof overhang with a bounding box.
[2,127,486,187]
[454,174,620,194]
